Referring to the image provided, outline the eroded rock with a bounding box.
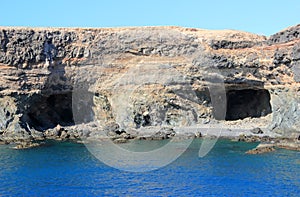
[246,144,276,154]
[0,25,300,145]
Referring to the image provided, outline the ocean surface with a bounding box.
[0,139,299,196]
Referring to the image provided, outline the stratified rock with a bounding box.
[277,142,300,151]
[0,25,300,142]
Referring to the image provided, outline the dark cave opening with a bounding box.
[24,93,74,131]
[134,113,151,128]
[225,89,272,121]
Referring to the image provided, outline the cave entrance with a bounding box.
[24,93,74,131]
[225,89,272,121]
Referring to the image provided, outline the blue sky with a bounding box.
[1,0,300,35]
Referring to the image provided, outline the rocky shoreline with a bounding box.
[1,122,299,154]
[1,25,300,152]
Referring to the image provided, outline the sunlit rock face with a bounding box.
[0,25,300,141]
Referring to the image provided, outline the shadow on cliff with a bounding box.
[20,63,75,131]
[19,35,97,132]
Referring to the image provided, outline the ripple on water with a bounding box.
[0,140,299,196]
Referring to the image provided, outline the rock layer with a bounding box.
[0,25,300,143]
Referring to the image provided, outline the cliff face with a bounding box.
[0,25,300,142]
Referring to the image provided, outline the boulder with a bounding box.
[251,128,264,134]
[246,144,276,154]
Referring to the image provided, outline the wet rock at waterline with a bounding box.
[246,144,276,154]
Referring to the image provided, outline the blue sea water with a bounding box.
[0,139,299,196]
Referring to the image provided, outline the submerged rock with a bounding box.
[246,138,300,154]
[113,138,128,144]
[13,141,42,149]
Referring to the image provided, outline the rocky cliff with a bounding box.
[0,25,300,143]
